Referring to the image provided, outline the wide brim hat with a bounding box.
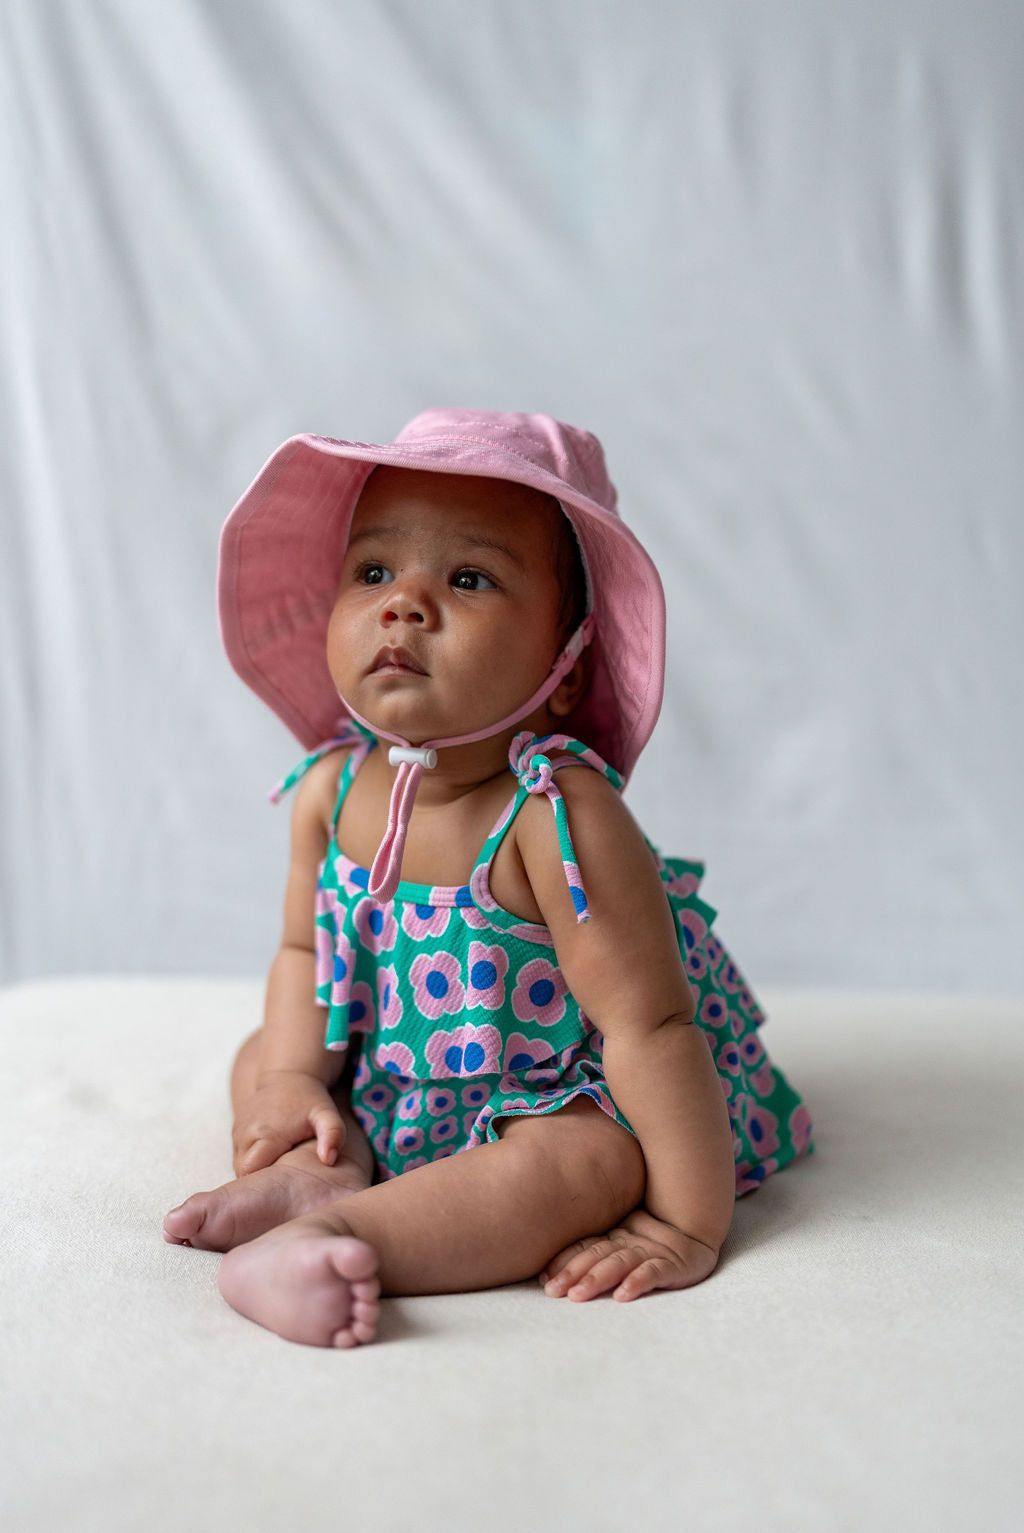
[218,409,665,781]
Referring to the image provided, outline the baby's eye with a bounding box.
[358,561,393,586]
[451,568,496,592]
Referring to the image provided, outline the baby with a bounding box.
[165,409,812,1347]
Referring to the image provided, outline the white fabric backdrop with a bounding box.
[1,0,1021,992]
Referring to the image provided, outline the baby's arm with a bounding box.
[233,751,354,1175]
[516,769,735,1296]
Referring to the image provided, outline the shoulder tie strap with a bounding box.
[268,721,374,804]
[508,732,624,925]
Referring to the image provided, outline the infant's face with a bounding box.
[327,468,567,745]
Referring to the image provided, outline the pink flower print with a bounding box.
[738,986,766,1024]
[749,1063,776,1097]
[330,931,356,1010]
[789,1102,813,1155]
[476,1105,496,1137]
[425,1086,458,1116]
[574,1083,610,1113]
[375,1042,416,1082]
[362,1080,397,1114]
[460,1081,490,1109]
[704,934,725,973]
[719,957,742,994]
[739,1034,765,1069]
[675,905,709,956]
[396,1086,423,1120]
[743,1099,780,1157]
[502,1032,556,1075]
[717,1039,743,1077]
[665,867,700,899]
[429,1114,459,1146]
[459,902,492,931]
[410,951,465,1019]
[463,1109,486,1138]
[735,1162,764,1195]
[402,1156,428,1173]
[353,1056,371,1089]
[424,1023,502,1080]
[347,980,375,1035]
[685,948,709,982]
[511,958,568,1027]
[394,1124,424,1156]
[354,897,398,955]
[314,922,334,989]
[401,902,451,941]
[498,1097,531,1114]
[700,992,730,1031]
[353,1105,374,1135]
[376,964,403,1030]
[430,1144,457,1161]
[466,942,509,1010]
[525,1067,561,1090]
[372,1125,391,1159]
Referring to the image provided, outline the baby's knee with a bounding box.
[502,1100,645,1228]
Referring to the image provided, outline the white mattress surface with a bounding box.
[2,978,1021,1532]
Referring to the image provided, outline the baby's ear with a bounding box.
[548,654,589,718]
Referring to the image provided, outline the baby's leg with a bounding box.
[164,1031,377,1252]
[216,1098,646,1347]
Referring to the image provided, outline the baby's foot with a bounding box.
[163,1142,372,1252]
[217,1217,380,1348]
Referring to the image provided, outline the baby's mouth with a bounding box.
[369,646,428,676]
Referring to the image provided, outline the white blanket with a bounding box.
[2,979,1020,1532]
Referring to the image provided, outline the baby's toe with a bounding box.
[327,1237,379,1285]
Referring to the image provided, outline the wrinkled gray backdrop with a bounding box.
[1,0,1021,993]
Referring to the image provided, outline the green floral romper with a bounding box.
[273,725,812,1195]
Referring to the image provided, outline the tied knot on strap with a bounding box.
[509,732,555,795]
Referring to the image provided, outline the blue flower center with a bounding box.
[508,1051,534,1071]
[426,969,449,1000]
[529,978,555,1008]
[368,909,384,935]
[415,903,434,920]
[463,1042,485,1072]
[470,960,497,991]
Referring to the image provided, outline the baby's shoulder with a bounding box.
[288,744,356,841]
[512,758,641,858]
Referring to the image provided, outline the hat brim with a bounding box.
[218,433,665,779]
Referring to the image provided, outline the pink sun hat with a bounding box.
[218,408,666,781]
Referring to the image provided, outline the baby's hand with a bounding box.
[232,1069,347,1176]
[540,1208,719,1303]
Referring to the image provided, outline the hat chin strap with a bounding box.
[339,615,594,903]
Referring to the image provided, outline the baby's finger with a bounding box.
[311,1108,345,1166]
[564,1246,644,1302]
[612,1254,681,1302]
[540,1238,599,1286]
[543,1239,621,1296]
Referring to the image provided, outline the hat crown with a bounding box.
[392,409,618,516]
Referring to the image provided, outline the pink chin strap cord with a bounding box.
[340,615,594,904]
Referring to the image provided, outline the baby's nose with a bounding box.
[380,583,431,625]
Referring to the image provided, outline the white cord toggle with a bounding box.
[388,745,438,770]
